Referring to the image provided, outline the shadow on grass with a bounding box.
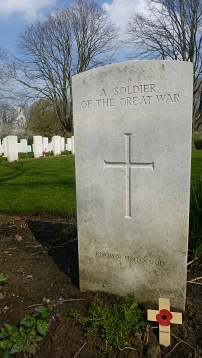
[27,218,79,289]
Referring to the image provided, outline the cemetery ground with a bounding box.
[0,154,201,358]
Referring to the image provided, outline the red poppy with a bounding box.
[156,309,173,326]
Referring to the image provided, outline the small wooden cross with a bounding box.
[147,298,182,347]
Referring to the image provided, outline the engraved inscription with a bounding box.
[113,84,156,95]
[120,96,152,106]
[100,89,107,96]
[156,94,180,103]
[81,100,92,108]
[96,98,114,107]
[96,252,121,259]
[125,256,145,263]
[96,252,165,266]
[104,133,154,218]
[80,83,180,108]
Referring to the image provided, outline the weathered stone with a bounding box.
[33,135,43,158]
[52,135,61,156]
[6,135,18,162]
[73,60,193,310]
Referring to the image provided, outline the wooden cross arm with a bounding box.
[147,309,159,321]
[147,309,182,325]
[170,312,182,324]
[147,298,182,347]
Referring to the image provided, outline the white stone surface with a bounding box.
[67,138,73,152]
[33,136,43,158]
[60,137,65,151]
[71,136,75,154]
[43,137,49,153]
[7,136,18,162]
[48,142,53,152]
[72,60,193,310]
[20,139,27,153]
[52,136,61,155]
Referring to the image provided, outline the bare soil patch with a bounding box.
[0,214,201,358]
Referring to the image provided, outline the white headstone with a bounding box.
[60,137,65,152]
[48,141,53,152]
[67,138,73,152]
[7,136,18,162]
[20,139,27,153]
[52,136,61,156]
[71,136,75,154]
[0,139,2,155]
[72,60,193,310]
[33,136,43,158]
[43,137,49,153]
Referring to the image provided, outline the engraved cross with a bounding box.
[104,133,154,218]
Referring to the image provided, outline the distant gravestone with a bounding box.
[71,136,75,154]
[60,137,65,152]
[33,136,43,158]
[48,141,53,152]
[67,138,73,152]
[72,60,193,310]
[43,137,49,153]
[20,139,27,153]
[7,136,18,162]
[52,136,61,155]
[0,139,2,155]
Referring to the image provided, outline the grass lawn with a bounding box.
[0,155,76,216]
[191,150,202,184]
[0,150,201,216]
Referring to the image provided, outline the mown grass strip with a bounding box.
[0,155,76,216]
[0,150,201,216]
[191,150,202,184]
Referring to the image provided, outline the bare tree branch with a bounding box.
[13,0,120,135]
[125,0,202,141]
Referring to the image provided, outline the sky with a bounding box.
[0,0,146,59]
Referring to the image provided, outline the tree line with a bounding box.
[0,0,202,143]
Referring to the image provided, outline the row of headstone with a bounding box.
[0,135,75,162]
